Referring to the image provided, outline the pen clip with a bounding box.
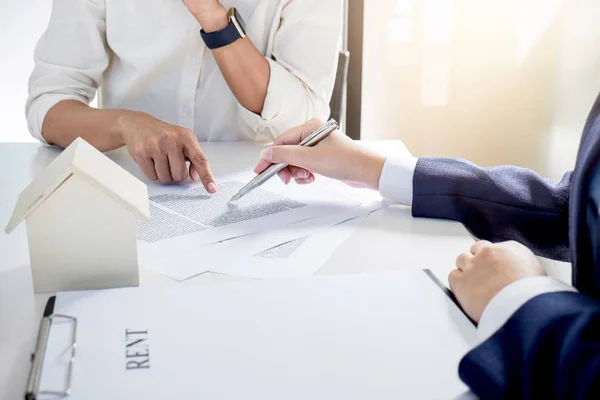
[298,119,338,147]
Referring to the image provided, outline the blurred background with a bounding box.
[2,0,600,181]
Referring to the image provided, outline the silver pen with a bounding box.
[229,119,339,202]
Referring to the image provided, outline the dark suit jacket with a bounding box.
[412,93,600,399]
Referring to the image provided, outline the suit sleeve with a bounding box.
[460,291,600,399]
[412,158,572,261]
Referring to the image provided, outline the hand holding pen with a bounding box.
[251,118,387,192]
[230,119,339,202]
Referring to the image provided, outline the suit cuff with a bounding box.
[478,276,577,343]
[378,156,418,206]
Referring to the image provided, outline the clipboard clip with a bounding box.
[26,299,78,400]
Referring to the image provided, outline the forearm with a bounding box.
[42,100,128,151]
[196,5,269,115]
[412,158,572,261]
[190,0,340,139]
[212,39,270,114]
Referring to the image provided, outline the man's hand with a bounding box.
[254,119,387,189]
[117,111,216,192]
[449,240,546,323]
[182,0,228,32]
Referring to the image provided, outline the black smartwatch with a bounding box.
[200,8,247,50]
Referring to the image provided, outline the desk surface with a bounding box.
[0,141,479,399]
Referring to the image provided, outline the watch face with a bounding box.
[230,8,247,37]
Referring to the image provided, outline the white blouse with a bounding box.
[26,0,343,143]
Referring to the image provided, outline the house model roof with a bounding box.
[5,138,150,234]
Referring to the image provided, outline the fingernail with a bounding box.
[208,182,217,193]
[191,168,199,182]
[298,170,308,179]
[261,148,273,161]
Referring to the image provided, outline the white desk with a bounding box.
[0,141,479,399]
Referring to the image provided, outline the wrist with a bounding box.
[477,277,576,343]
[112,110,141,145]
[364,152,386,191]
[196,5,228,33]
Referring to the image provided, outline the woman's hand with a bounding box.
[254,119,386,189]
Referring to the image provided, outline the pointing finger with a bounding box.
[183,135,216,193]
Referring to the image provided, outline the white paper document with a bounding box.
[211,213,371,279]
[143,204,379,281]
[136,174,363,272]
[137,180,307,243]
[38,271,477,400]
[137,180,309,242]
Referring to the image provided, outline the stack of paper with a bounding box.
[136,171,382,281]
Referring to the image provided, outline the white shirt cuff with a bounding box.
[378,156,418,206]
[478,276,577,343]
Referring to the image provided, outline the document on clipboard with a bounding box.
[27,271,477,400]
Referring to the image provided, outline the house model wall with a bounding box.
[5,138,150,293]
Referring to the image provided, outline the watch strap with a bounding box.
[200,21,242,50]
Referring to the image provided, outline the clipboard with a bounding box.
[26,296,78,400]
[23,271,476,400]
[423,269,478,327]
